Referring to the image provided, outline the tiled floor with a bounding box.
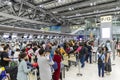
[64,56,120,80]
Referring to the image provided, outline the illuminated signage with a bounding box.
[100,16,112,23]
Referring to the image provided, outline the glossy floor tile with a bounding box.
[64,56,120,80]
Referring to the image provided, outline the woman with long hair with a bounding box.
[17,53,32,80]
[104,46,112,75]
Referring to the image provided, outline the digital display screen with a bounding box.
[101,28,111,39]
[3,33,9,38]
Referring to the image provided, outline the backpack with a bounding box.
[98,54,103,66]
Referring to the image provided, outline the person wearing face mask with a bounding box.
[25,44,33,62]
[17,53,34,80]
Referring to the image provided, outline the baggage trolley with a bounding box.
[28,69,37,80]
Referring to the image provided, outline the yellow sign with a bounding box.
[100,16,112,23]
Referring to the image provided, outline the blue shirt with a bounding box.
[97,53,105,61]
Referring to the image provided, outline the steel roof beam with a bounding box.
[15,0,58,22]
[48,0,87,10]
[49,0,115,12]
[33,0,54,5]
[60,1,119,16]
[0,12,51,25]
[65,8,120,20]
[0,18,13,23]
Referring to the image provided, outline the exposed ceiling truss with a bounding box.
[0,0,120,30]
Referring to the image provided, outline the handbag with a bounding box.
[52,61,58,71]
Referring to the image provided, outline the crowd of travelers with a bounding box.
[0,39,115,80]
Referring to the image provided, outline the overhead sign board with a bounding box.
[100,16,112,23]
[100,15,112,41]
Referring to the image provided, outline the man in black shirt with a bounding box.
[1,46,11,67]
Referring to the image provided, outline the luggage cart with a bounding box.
[28,69,37,80]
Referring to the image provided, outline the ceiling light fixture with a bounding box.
[69,7,74,11]
[27,9,32,12]
[52,11,57,14]
[76,14,81,16]
[39,5,44,8]
[57,0,65,3]
[90,2,96,6]
[4,1,12,6]
[90,3,93,6]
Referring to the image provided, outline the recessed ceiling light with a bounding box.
[39,5,44,8]
[4,1,12,6]
[57,0,65,3]
[27,9,32,12]
[90,3,93,6]
[52,11,57,13]
[76,14,81,16]
[69,7,74,10]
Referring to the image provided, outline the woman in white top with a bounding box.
[37,48,52,80]
[14,48,20,61]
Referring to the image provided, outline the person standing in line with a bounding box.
[97,48,105,77]
[116,42,120,57]
[17,53,33,80]
[104,46,112,75]
[0,44,5,52]
[53,49,62,80]
[106,40,112,52]
[0,46,11,67]
[25,44,33,62]
[87,42,93,64]
[79,43,87,68]
[37,48,52,80]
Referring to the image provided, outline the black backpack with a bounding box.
[98,54,103,66]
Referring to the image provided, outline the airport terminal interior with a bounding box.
[0,0,120,80]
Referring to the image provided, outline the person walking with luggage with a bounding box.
[97,47,105,77]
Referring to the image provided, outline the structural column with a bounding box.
[100,15,112,41]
